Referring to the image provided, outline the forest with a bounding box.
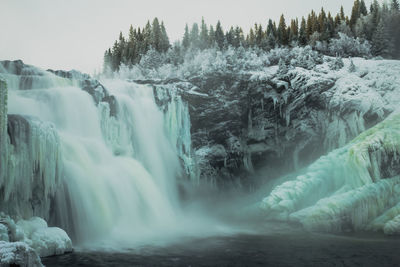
[103,0,400,73]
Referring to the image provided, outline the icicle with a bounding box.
[163,86,199,184]
[0,80,7,184]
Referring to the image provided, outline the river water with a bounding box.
[42,226,400,267]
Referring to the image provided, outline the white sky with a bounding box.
[0,0,373,74]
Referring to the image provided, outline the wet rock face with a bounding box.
[153,67,389,187]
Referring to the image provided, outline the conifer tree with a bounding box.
[306,14,313,38]
[226,27,235,46]
[334,14,341,27]
[309,10,319,33]
[151,18,161,52]
[127,25,137,64]
[350,0,361,28]
[277,14,288,45]
[318,8,327,33]
[111,40,121,71]
[208,25,216,47]
[266,19,276,38]
[340,6,346,21]
[298,17,308,45]
[190,23,200,48]
[360,0,368,16]
[182,24,190,49]
[248,28,255,46]
[372,18,393,57]
[199,18,209,49]
[215,21,225,48]
[266,33,276,49]
[234,27,244,47]
[143,21,152,53]
[289,19,299,43]
[326,12,335,38]
[255,24,264,46]
[160,22,170,52]
[392,0,400,11]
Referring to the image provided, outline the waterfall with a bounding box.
[1,65,190,246]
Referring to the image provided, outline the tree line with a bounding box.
[103,18,169,71]
[104,0,400,72]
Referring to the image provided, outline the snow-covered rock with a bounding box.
[15,217,72,257]
[0,215,72,265]
[29,227,72,257]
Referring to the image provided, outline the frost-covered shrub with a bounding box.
[139,48,165,70]
[237,47,270,71]
[314,41,329,54]
[178,49,216,77]
[329,56,344,70]
[309,32,322,46]
[329,32,371,58]
[157,64,178,79]
[176,46,270,78]
[290,46,322,70]
[348,59,356,72]
[278,58,288,75]
[267,47,290,65]
[336,21,353,37]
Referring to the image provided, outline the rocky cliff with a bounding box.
[150,58,400,188]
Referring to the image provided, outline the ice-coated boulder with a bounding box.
[17,217,73,257]
[0,215,72,266]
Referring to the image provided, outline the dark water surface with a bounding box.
[42,230,400,267]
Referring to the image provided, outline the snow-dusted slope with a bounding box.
[260,111,400,233]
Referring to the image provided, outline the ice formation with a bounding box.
[0,80,7,185]
[1,116,61,219]
[162,87,198,183]
[260,112,400,232]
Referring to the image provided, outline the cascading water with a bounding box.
[2,66,192,247]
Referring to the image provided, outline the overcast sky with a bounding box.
[1,0,371,74]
